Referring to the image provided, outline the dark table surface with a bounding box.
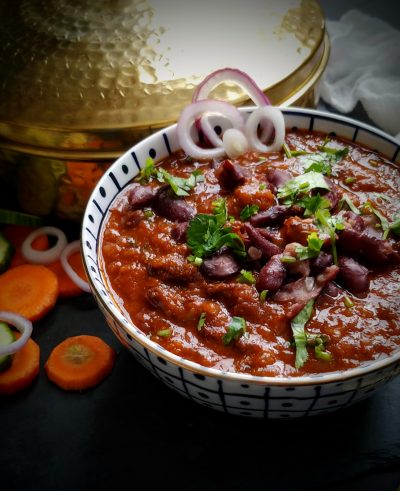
[2,2,400,490]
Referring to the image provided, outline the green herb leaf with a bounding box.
[240,204,260,221]
[223,317,247,345]
[291,299,315,369]
[339,195,360,215]
[361,201,390,239]
[197,312,206,331]
[237,269,256,285]
[389,217,400,237]
[296,232,324,260]
[158,168,204,197]
[282,142,292,158]
[301,153,333,176]
[297,193,331,217]
[259,290,268,302]
[137,157,156,182]
[315,209,344,265]
[277,171,330,205]
[187,210,246,259]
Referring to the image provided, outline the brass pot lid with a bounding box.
[0,0,325,153]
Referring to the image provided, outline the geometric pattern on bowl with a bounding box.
[82,108,400,418]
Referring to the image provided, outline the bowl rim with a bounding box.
[82,106,400,386]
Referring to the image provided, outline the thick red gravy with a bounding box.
[100,130,400,376]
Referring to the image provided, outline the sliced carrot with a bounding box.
[3,225,50,267]
[0,264,58,321]
[45,335,116,391]
[0,336,40,395]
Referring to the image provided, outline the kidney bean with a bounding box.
[215,159,247,189]
[338,228,395,265]
[311,251,333,276]
[171,222,189,243]
[201,253,241,280]
[127,183,155,209]
[256,254,286,294]
[153,186,196,222]
[337,256,370,294]
[266,168,292,191]
[244,223,282,260]
[250,205,295,227]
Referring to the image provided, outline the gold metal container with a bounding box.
[0,0,329,220]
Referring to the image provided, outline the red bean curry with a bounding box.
[100,130,400,376]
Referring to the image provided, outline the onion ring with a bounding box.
[0,311,32,356]
[60,241,91,293]
[193,67,271,106]
[193,68,273,146]
[21,226,67,265]
[177,100,245,160]
[245,106,285,153]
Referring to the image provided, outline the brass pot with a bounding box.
[0,0,329,220]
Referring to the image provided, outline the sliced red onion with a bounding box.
[245,106,285,152]
[193,68,272,145]
[0,311,32,356]
[60,241,91,293]
[177,100,245,160]
[193,67,271,106]
[222,128,249,159]
[21,226,67,265]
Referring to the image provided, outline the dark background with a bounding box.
[2,1,400,490]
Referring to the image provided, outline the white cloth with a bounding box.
[320,10,400,140]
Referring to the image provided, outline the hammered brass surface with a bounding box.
[0,0,325,152]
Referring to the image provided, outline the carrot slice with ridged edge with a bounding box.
[0,264,58,321]
[0,335,40,395]
[45,335,116,391]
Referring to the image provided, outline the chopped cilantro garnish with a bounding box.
[187,200,246,259]
[291,299,315,369]
[223,317,247,345]
[137,157,156,182]
[240,204,259,221]
[259,183,267,191]
[297,193,331,217]
[157,168,204,197]
[344,177,356,185]
[296,232,324,260]
[259,290,268,302]
[388,217,400,237]
[237,269,256,285]
[197,312,206,331]
[361,201,390,239]
[277,171,330,205]
[280,255,297,263]
[315,209,344,265]
[301,153,333,176]
[143,209,155,219]
[339,195,360,215]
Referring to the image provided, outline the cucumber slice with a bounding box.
[0,231,14,273]
[0,208,45,227]
[0,322,15,372]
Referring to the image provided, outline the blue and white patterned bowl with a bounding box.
[81,107,400,419]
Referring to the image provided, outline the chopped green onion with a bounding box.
[237,269,256,285]
[143,209,155,219]
[344,177,356,184]
[157,329,171,338]
[343,296,354,308]
[282,142,292,158]
[280,255,297,263]
[259,183,267,191]
[259,290,268,302]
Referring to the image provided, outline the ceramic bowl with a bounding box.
[81,107,400,419]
